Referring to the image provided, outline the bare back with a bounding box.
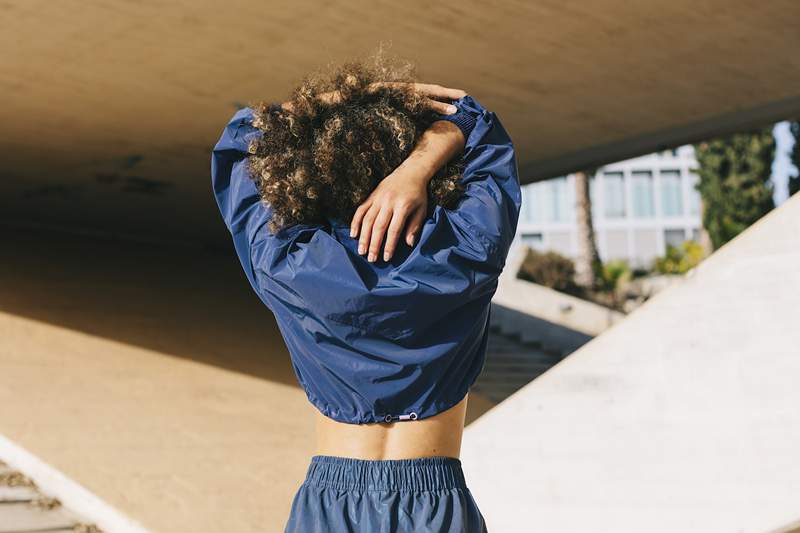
[314,395,469,459]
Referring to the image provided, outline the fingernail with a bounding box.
[368,253,375,262]
[383,252,390,261]
[350,228,356,238]
[447,105,457,114]
[358,245,365,254]
[408,235,415,246]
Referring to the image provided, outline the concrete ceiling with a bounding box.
[1,0,799,244]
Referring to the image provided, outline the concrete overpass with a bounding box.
[1,2,799,532]
[1,0,798,244]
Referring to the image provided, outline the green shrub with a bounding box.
[517,248,582,296]
[653,240,704,274]
[599,259,632,293]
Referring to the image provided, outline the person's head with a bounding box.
[247,54,464,232]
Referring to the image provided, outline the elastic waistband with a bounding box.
[304,455,467,492]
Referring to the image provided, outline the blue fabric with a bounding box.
[284,455,488,533]
[437,105,478,142]
[211,95,521,424]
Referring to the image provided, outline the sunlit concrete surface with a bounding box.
[462,194,800,532]
[0,1,798,245]
[0,227,494,532]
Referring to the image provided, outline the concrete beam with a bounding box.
[0,0,798,242]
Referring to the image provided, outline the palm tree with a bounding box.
[574,169,601,289]
[789,121,799,197]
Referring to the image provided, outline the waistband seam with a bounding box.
[304,455,468,493]
[302,479,467,494]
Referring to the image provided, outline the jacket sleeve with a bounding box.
[443,95,522,269]
[210,107,273,292]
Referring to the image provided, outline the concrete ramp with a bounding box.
[462,193,800,533]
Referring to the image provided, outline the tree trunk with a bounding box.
[574,170,601,288]
[698,198,714,256]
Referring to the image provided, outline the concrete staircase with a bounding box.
[474,245,626,405]
[473,326,564,404]
[0,459,101,533]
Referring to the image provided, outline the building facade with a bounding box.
[516,146,702,268]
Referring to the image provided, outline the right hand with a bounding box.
[350,120,466,263]
[368,82,467,115]
[350,159,431,263]
[281,82,467,115]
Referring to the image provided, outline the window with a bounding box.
[664,228,686,249]
[660,170,683,217]
[631,171,655,218]
[521,232,543,249]
[603,171,626,218]
[527,177,570,223]
[520,186,533,223]
[550,177,569,222]
[526,182,547,223]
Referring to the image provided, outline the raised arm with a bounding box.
[352,94,521,268]
[350,119,468,262]
[210,107,270,292]
[445,95,521,268]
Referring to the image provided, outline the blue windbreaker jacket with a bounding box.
[211,95,521,424]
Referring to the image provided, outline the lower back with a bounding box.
[313,395,469,460]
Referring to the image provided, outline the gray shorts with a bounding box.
[284,455,488,533]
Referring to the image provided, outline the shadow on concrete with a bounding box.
[0,225,300,389]
[0,225,493,423]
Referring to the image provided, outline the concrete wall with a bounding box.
[462,193,800,533]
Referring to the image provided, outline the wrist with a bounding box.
[399,150,438,187]
[428,120,467,162]
[403,121,464,184]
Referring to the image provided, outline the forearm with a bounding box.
[270,91,468,186]
[397,120,466,186]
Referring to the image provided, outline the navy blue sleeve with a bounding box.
[443,95,521,269]
[210,107,273,293]
[436,107,478,143]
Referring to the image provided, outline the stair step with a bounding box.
[0,502,78,533]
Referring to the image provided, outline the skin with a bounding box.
[348,84,468,262]
[286,83,472,459]
[315,395,469,460]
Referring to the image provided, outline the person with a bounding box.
[211,55,521,532]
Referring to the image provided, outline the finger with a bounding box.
[383,206,410,261]
[367,81,398,93]
[405,207,426,246]
[368,82,467,101]
[425,98,458,115]
[351,202,370,238]
[415,83,467,101]
[367,207,392,262]
[358,205,379,256]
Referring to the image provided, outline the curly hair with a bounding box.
[246,54,465,232]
